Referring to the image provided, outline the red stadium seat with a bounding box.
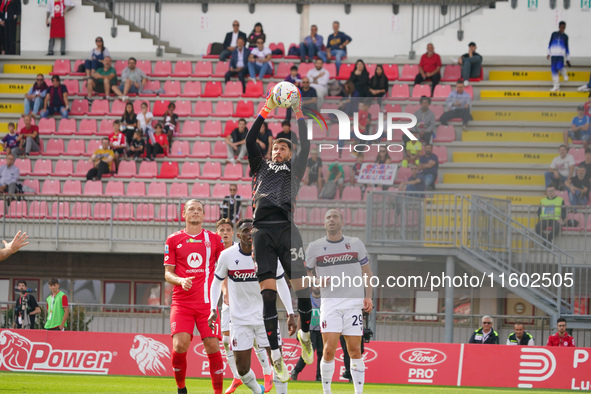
[78,119,97,135]
[394,167,412,184]
[51,59,71,75]
[222,163,243,180]
[366,64,377,77]
[173,60,192,77]
[469,67,484,82]
[212,183,227,198]
[54,159,73,176]
[298,62,314,77]
[92,202,112,220]
[169,182,189,198]
[44,139,64,156]
[170,141,190,158]
[336,63,355,80]
[570,148,585,163]
[431,105,444,120]
[243,81,264,98]
[191,182,210,198]
[442,65,462,82]
[33,159,53,176]
[382,64,399,81]
[161,80,182,97]
[309,208,325,226]
[157,204,179,222]
[5,201,27,219]
[99,119,115,136]
[133,100,150,114]
[294,207,307,224]
[148,181,167,197]
[126,181,146,196]
[136,60,152,76]
[70,99,88,116]
[274,62,294,78]
[204,204,218,223]
[152,100,170,117]
[299,185,318,200]
[85,139,102,156]
[137,161,157,178]
[70,60,85,76]
[15,158,31,176]
[201,162,222,180]
[411,84,431,99]
[63,180,82,195]
[109,99,126,116]
[74,160,93,177]
[202,120,222,137]
[114,203,134,221]
[84,180,103,196]
[193,61,213,77]
[214,101,233,117]
[213,61,230,77]
[105,180,124,196]
[139,80,161,97]
[178,162,200,179]
[89,99,109,116]
[204,43,218,59]
[211,140,227,158]
[203,81,223,98]
[351,209,367,226]
[63,79,79,96]
[432,146,448,163]
[56,118,75,135]
[224,120,238,136]
[71,202,91,220]
[38,118,56,135]
[152,60,172,77]
[340,186,362,201]
[114,160,136,178]
[284,43,299,59]
[158,161,179,178]
[433,85,452,100]
[390,84,410,99]
[182,81,202,97]
[41,179,60,194]
[269,42,285,58]
[174,100,192,116]
[22,179,39,194]
[400,65,418,81]
[222,81,243,98]
[190,141,210,158]
[136,203,155,221]
[234,101,254,118]
[194,101,213,117]
[237,184,250,198]
[434,125,455,142]
[564,213,584,231]
[325,63,337,79]
[51,201,70,220]
[464,85,474,99]
[181,120,200,137]
[114,60,127,76]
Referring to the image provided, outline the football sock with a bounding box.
[171,350,187,389]
[321,358,335,394]
[261,289,280,350]
[240,369,262,394]
[273,370,288,394]
[296,289,312,333]
[223,335,240,379]
[255,345,272,375]
[207,351,224,391]
[351,358,366,394]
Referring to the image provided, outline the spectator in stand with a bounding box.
[0,153,19,195]
[83,36,110,79]
[338,80,359,118]
[40,75,69,119]
[408,96,436,145]
[162,102,178,150]
[286,75,315,122]
[545,144,575,189]
[352,152,364,186]
[347,59,370,97]
[547,318,575,347]
[12,115,40,157]
[563,104,590,150]
[12,280,41,329]
[580,148,591,182]
[225,37,250,94]
[146,123,168,161]
[565,166,589,206]
[440,80,472,127]
[285,65,302,88]
[128,130,145,161]
[256,122,273,159]
[507,323,535,346]
[452,42,482,86]
[303,148,323,194]
[118,57,147,101]
[276,121,299,153]
[535,185,566,244]
[219,20,246,61]
[418,143,439,190]
[121,101,138,145]
[369,64,389,106]
[547,21,570,92]
[414,43,441,96]
[402,139,422,168]
[0,0,20,54]
[45,0,74,56]
[86,137,114,180]
[246,22,265,49]
[247,37,273,82]
[109,120,126,168]
[307,58,330,106]
[319,21,352,73]
[468,315,499,344]
[300,25,323,64]
[376,146,392,165]
[24,74,48,117]
[2,122,18,154]
[226,118,248,164]
[355,101,370,138]
[86,56,118,104]
[219,184,242,223]
[577,75,591,92]
[398,163,425,197]
[327,162,344,197]
[44,278,69,331]
[137,102,154,144]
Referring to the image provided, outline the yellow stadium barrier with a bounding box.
[462,130,562,143]
[0,83,29,94]
[3,64,53,74]
[489,70,590,82]
[443,173,544,185]
[480,90,588,101]
[0,103,25,113]
[472,110,573,122]
[453,152,555,164]
[0,123,8,132]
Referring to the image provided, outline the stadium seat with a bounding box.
[70,60,85,76]
[269,42,285,58]
[201,162,222,180]
[14,158,31,176]
[161,80,182,97]
[114,203,134,221]
[21,179,39,194]
[294,207,307,224]
[202,120,222,137]
[237,184,250,198]
[51,59,71,75]
[394,167,412,184]
[71,202,91,220]
[44,139,65,156]
[182,81,202,97]
[99,119,115,136]
[5,201,27,219]
[390,84,410,99]
[309,208,325,226]
[336,63,355,80]
[203,204,218,223]
[174,100,192,116]
[435,125,456,142]
[212,183,227,198]
[274,62,294,78]
[400,65,419,81]
[299,185,318,200]
[51,201,70,220]
[213,61,230,78]
[432,146,448,163]
[178,162,200,179]
[41,179,60,194]
[180,120,200,137]
[169,141,190,158]
[234,101,254,118]
[114,60,127,76]
[57,118,76,135]
[570,148,585,163]
[222,81,243,98]
[325,63,337,79]
[63,79,79,96]
[214,101,233,117]
[152,100,170,117]
[203,81,223,98]
[92,202,112,221]
[126,181,146,196]
[137,161,157,178]
[431,105,444,120]
[469,67,484,82]
[564,213,584,231]
[136,203,155,221]
[193,61,213,77]
[114,160,136,178]
[442,65,462,82]
[169,182,189,198]
[351,209,367,226]
[148,181,167,197]
[222,163,243,180]
[211,140,227,158]
[191,182,210,198]
[158,161,179,178]
[173,60,192,77]
[366,64,377,77]
[74,160,93,177]
[555,190,570,205]
[190,141,210,158]
[38,118,56,135]
[136,60,152,76]
[53,159,74,176]
[243,81,264,98]
[63,180,82,195]
[270,106,287,119]
[284,43,299,59]
[105,180,125,196]
[157,204,179,222]
[139,80,161,97]
[70,99,88,116]
[33,159,53,176]
[152,60,172,77]
[194,101,213,117]
[224,120,238,136]
[77,119,97,135]
[464,85,474,99]
[133,100,150,114]
[108,99,126,116]
[383,64,399,81]
[340,186,362,201]
[85,139,102,156]
[84,180,103,196]
[432,85,452,100]
[298,63,314,77]
[411,84,432,99]
[89,99,109,116]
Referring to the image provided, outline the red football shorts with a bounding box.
[170,303,221,340]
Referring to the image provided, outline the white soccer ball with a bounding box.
[272,81,299,108]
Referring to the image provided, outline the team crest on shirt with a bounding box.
[235,260,240,265]
[171,322,176,330]
[177,244,183,249]
[322,321,327,329]
[205,242,211,248]
[323,246,327,251]
[232,338,237,347]
[345,243,351,250]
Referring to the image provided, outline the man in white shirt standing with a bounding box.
[248,38,273,82]
[545,144,576,189]
[307,59,330,107]
[220,20,247,62]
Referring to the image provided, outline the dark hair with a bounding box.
[6,153,15,159]
[281,120,290,127]
[514,322,524,328]
[457,79,464,85]
[48,278,59,286]
[419,96,431,105]
[354,59,368,75]
[333,21,340,25]
[559,21,566,27]
[559,144,568,150]
[273,137,292,151]
[128,57,137,63]
[216,218,233,230]
[113,120,121,126]
[155,123,163,130]
[290,66,298,72]
[251,22,264,37]
[237,218,254,229]
[8,122,15,128]
[168,103,176,110]
[238,118,246,124]
[424,143,433,147]
[125,102,134,113]
[95,36,105,53]
[102,137,110,142]
[17,280,26,286]
[557,317,566,324]
[51,75,60,82]
[141,102,148,107]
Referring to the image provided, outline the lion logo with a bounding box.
[0,331,33,371]
[129,335,170,375]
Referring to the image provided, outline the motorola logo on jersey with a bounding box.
[187,253,203,268]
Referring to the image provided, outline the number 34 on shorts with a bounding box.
[291,247,305,262]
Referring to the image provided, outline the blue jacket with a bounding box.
[229,47,251,69]
[223,31,247,50]
[326,31,352,52]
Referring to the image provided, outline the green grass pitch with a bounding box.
[0,372,571,393]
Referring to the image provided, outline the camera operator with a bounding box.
[12,280,41,329]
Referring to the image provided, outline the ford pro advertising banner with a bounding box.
[0,330,589,390]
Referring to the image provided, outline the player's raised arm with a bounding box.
[0,231,29,261]
[247,90,278,169]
